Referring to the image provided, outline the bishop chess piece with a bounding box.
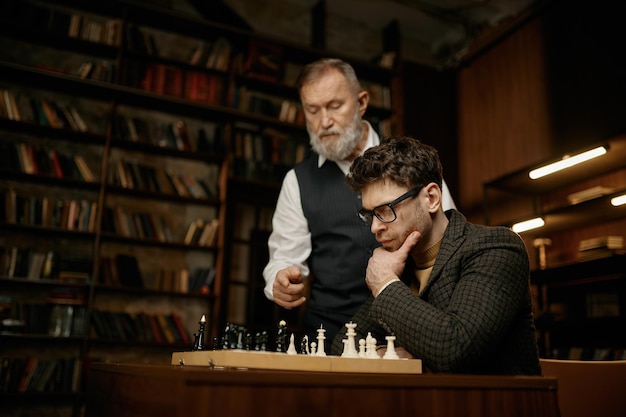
[192,315,207,351]
[287,334,298,355]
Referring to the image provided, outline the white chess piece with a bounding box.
[358,339,366,357]
[286,333,298,355]
[315,326,327,356]
[310,341,317,355]
[366,332,378,358]
[341,322,359,358]
[383,335,400,359]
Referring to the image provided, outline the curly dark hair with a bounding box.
[346,136,443,193]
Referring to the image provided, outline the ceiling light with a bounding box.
[511,217,544,233]
[529,146,608,180]
[611,194,626,207]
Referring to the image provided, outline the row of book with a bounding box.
[0,356,82,394]
[0,141,97,182]
[2,1,121,47]
[361,81,392,110]
[2,190,98,233]
[230,125,307,182]
[73,60,115,83]
[125,61,226,105]
[90,311,191,345]
[112,114,225,154]
[99,255,215,295]
[2,294,87,338]
[183,218,220,247]
[101,206,172,243]
[109,159,218,199]
[234,86,305,125]
[0,247,92,282]
[0,89,89,132]
[188,37,233,71]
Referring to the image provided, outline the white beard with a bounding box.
[308,109,363,162]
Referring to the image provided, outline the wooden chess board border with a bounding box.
[171,350,422,374]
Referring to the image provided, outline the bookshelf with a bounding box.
[483,135,626,359]
[0,0,401,414]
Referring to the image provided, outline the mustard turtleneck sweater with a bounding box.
[410,237,442,295]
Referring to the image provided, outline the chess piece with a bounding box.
[244,331,253,350]
[311,342,317,355]
[276,320,288,352]
[192,315,207,351]
[286,334,298,355]
[259,330,268,351]
[301,335,310,355]
[315,325,327,356]
[383,335,400,359]
[366,332,378,358]
[358,338,366,357]
[341,322,358,358]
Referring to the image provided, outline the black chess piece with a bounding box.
[300,335,310,355]
[275,320,287,352]
[192,315,207,351]
[244,331,252,350]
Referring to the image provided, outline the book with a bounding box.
[579,235,623,251]
[184,218,205,245]
[198,218,219,247]
[73,155,96,182]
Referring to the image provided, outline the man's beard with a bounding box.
[308,109,363,162]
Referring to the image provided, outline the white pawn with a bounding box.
[383,335,400,360]
[311,341,317,355]
[286,333,298,355]
[358,339,366,357]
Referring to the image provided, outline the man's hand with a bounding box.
[273,266,307,309]
[366,231,420,295]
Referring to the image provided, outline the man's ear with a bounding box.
[357,90,369,116]
[424,183,442,213]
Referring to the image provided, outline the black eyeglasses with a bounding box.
[357,187,422,225]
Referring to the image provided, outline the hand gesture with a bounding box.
[365,231,420,295]
[273,266,307,309]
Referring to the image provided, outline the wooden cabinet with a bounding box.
[483,134,626,359]
[0,0,401,414]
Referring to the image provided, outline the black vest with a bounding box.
[294,154,379,339]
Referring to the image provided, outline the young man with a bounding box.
[263,58,456,340]
[331,136,541,375]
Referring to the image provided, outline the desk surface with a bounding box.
[86,362,560,417]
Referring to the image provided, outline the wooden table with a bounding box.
[85,362,560,417]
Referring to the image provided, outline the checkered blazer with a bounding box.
[331,209,542,375]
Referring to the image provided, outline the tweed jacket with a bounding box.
[331,209,542,375]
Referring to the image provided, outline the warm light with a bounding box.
[611,194,626,207]
[511,217,545,233]
[529,146,607,180]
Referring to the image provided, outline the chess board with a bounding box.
[171,350,423,374]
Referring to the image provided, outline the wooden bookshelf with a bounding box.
[0,1,402,415]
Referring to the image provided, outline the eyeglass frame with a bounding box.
[357,186,422,226]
